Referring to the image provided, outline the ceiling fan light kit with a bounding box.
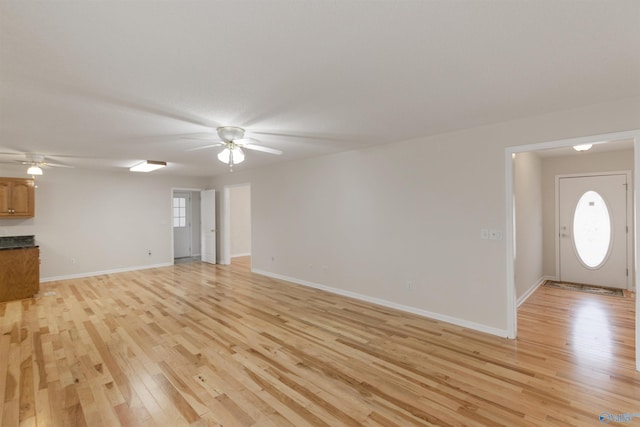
[184,126,283,171]
[209,126,283,170]
[217,146,245,165]
[129,160,167,172]
[27,165,43,176]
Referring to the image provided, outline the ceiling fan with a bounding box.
[187,126,283,170]
[0,152,74,176]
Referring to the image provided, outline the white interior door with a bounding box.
[559,174,628,288]
[173,191,191,258]
[201,189,216,264]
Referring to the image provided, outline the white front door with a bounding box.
[558,174,628,289]
[201,189,216,264]
[173,191,191,258]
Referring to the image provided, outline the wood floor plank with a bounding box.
[0,256,638,426]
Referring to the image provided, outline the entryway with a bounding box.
[505,129,640,371]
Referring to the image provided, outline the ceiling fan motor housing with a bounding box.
[217,126,245,142]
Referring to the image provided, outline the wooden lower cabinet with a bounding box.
[0,247,39,302]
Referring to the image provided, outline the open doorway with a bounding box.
[220,183,251,265]
[172,189,202,262]
[506,130,640,371]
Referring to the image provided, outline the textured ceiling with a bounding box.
[1,1,639,176]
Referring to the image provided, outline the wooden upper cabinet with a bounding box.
[0,178,35,218]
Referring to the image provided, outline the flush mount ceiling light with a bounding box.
[573,144,593,152]
[129,160,167,172]
[27,165,43,175]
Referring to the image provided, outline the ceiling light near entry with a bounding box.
[573,144,593,152]
[27,165,43,175]
[129,160,167,172]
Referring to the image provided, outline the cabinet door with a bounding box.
[11,181,34,216]
[0,182,10,214]
[0,247,40,302]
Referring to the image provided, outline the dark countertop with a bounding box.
[0,235,38,250]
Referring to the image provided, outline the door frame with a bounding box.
[554,171,633,290]
[504,129,640,372]
[172,190,193,258]
[170,187,204,262]
[219,182,251,266]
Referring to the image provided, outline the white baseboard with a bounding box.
[41,262,173,283]
[231,252,251,258]
[252,268,509,338]
[516,276,551,307]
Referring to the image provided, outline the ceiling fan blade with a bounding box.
[185,143,224,152]
[242,144,283,155]
[44,162,74,168]
[180,133,220,141]
[233,138,260,145]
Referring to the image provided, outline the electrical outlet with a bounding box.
[480,229,489,239]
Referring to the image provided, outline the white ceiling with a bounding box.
[1,1,639,176]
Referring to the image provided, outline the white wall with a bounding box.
[230,184,251,257]
[514,152,544,302]
[0,167,209,280]
[541,149,634,283]
[210,96,640,336]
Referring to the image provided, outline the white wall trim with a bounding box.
[220,186,231,265]
[634,135,640,371]
[231,252,251,258]
[221,182,252,266]
[517,276,552,307]
[41,262,173,283]
[252,268,509,338]
[508,130,640,154]
[505,150,517,338]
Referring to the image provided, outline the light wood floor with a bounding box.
[1,257,638,426]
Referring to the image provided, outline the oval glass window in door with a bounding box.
[572,190,612,268]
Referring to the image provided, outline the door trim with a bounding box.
[220,183,251,266]
[172,190,193,258]
[554,171,632,289]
